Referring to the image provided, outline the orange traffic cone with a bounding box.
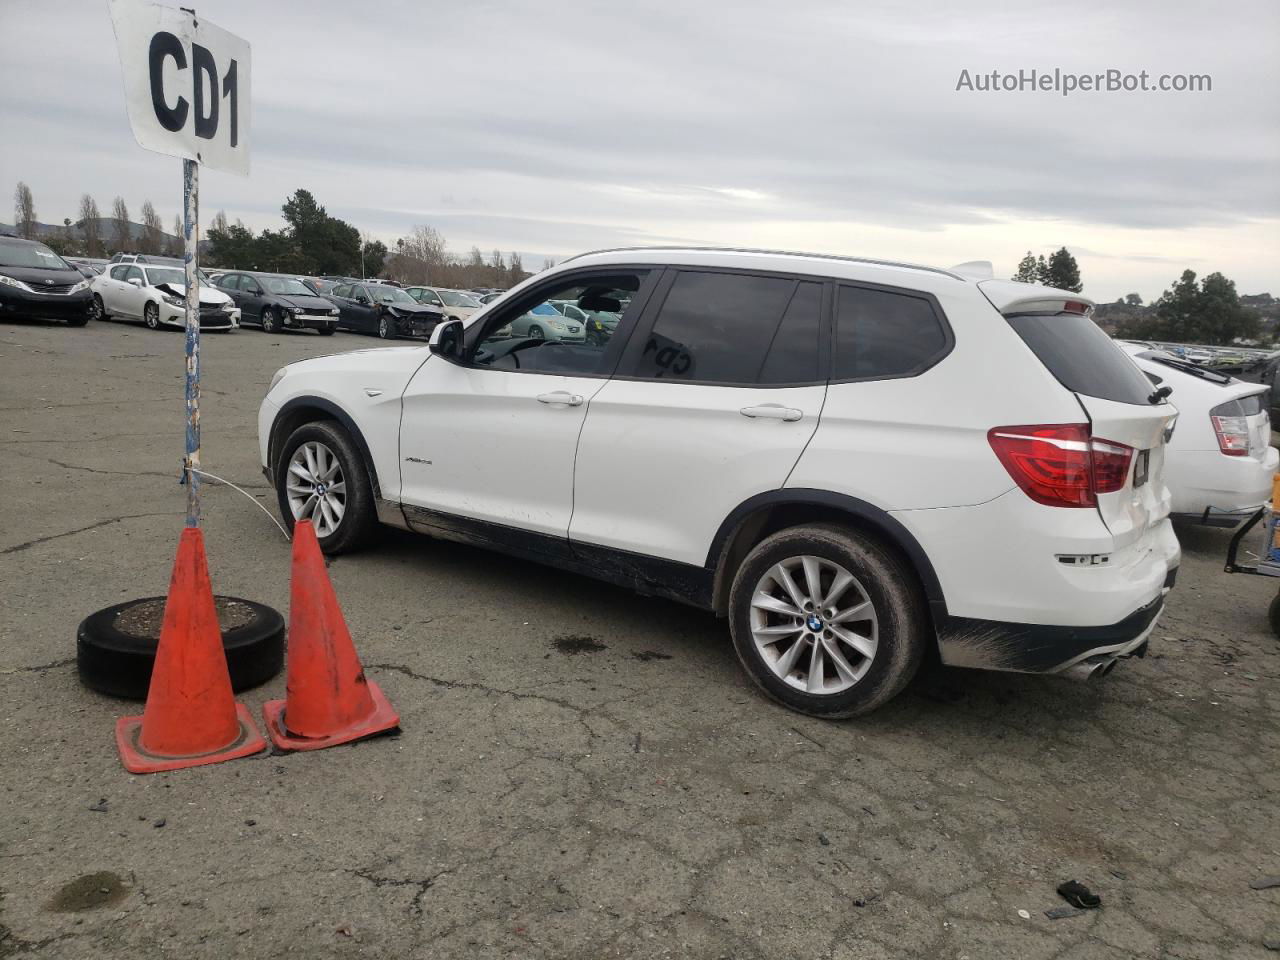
[115,527,267,773]
[262,519,399,751]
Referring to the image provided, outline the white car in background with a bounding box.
[1120,342,1277,525]
[90,262,239,331]
[405,286,484,324]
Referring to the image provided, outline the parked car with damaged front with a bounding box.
[90,262,239,331]
[328,280,443,339]
[259,248,1179,718]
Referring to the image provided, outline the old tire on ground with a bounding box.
[727,523,928,719]
[77,596,284,700]
[1268,592,1280,638]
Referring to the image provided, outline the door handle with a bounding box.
[536,391,584,407]
[740,404,803,422]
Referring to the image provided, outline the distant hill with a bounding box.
[0,218,213,254]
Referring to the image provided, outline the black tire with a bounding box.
[377,315,394,339]
[90,294,107,321]
[261,308,278,333]
[727,523,927,719]
[77,596,284,700]
[1269,593,1280,638]
[66,312,89,327]
[275,420,377,554]
[143,302,160,330]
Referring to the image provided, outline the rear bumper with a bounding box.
[0,286,92,321]
[937,576,1170,674]
[1167,446,1278,517]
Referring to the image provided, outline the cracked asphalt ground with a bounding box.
[2,318,1279,960]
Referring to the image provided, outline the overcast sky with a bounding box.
[2,0,1277,301]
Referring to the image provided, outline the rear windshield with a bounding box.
[1007,312,1154,405]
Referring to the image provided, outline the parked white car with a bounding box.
[405,286,484,324]
[1119,342,1277,525]
[259,248,1179,716]
[90,262,239,331]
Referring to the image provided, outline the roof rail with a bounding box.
[559,245,966,280]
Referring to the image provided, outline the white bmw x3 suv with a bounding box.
[259,248,1180,717]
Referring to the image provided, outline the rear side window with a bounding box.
[834,285,950,380]
[1008,313,1153,405]
[623,271,819,384]
[1214,393,1265,417]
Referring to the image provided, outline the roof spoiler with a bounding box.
[978,279,1095,317]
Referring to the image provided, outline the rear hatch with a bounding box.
[981,281,1177,550]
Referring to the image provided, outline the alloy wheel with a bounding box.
[262,310,276,333]
[529,326,544,341]
[378,316,391,339]
[285,440,347,538]
[144,303,159,329]
[90,295,104,321]
[748,555,879,695]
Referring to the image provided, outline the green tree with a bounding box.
[1012,251,1038,283]
[1035,254,1051,285]
[1153,269,1200,342]
[361,238,387,278]
[1197,272,1258,344]
[1124,293,1143,307]
[1045,247,1082,292]
[206,222,260,268]
[13,182,36,239]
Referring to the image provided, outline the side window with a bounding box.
[622,271,798,384]
[759,281,823,384]
[125,266,145,284]
[110,265,129,280]
[220,274,242,291]
[332,284,351,299]
[834,285,949,380]
[470,272,648,377]
[423,290,443,306]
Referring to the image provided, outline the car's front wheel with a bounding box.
[377,315,394,339]
[90,294,107,321]
[143,301,161,329]
[261,308,279,333]
[275,421,377,554]
[728,524,927,718]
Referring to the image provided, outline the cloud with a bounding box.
[0,0,1276,300]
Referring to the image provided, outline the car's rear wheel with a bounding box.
[728,523,927,718]
[261,308,278,333]
[275,421,376,554]
[143,302,160,330]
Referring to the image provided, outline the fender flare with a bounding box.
[706,488,947,616]
[271,395,384,499]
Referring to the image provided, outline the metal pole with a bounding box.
[183,158,201,527]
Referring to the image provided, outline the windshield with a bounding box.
[145,267,213,287]
[440,290,480,307]
[263,277,314,296]
[0,242,71,270]
[370,285,415,305]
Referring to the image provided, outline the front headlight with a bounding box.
[69,279,90,294]
[268,367,288,393]
[220,301,233,312]
[0,274,34,293]
[162,293,185,307]
[329,308,339,316]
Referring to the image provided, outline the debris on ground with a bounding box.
[1251,876,1280,891]
[1057,880,1102,909]
[88,798,108,813]
[1045,906,1085,920]
[1017,909,1031,920]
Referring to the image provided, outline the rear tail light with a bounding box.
[1210,403,1250,456]
[988,424,1135,508]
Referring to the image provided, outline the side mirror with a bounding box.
[356,296,369,305]
[127,277,142,287]
[429,319,464,359]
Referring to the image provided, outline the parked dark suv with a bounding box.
[0,236,93,326]
[216,271,340,334]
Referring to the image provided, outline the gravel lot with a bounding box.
[2,317,1278,959]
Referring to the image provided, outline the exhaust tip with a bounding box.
[1063,656,1118,682]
